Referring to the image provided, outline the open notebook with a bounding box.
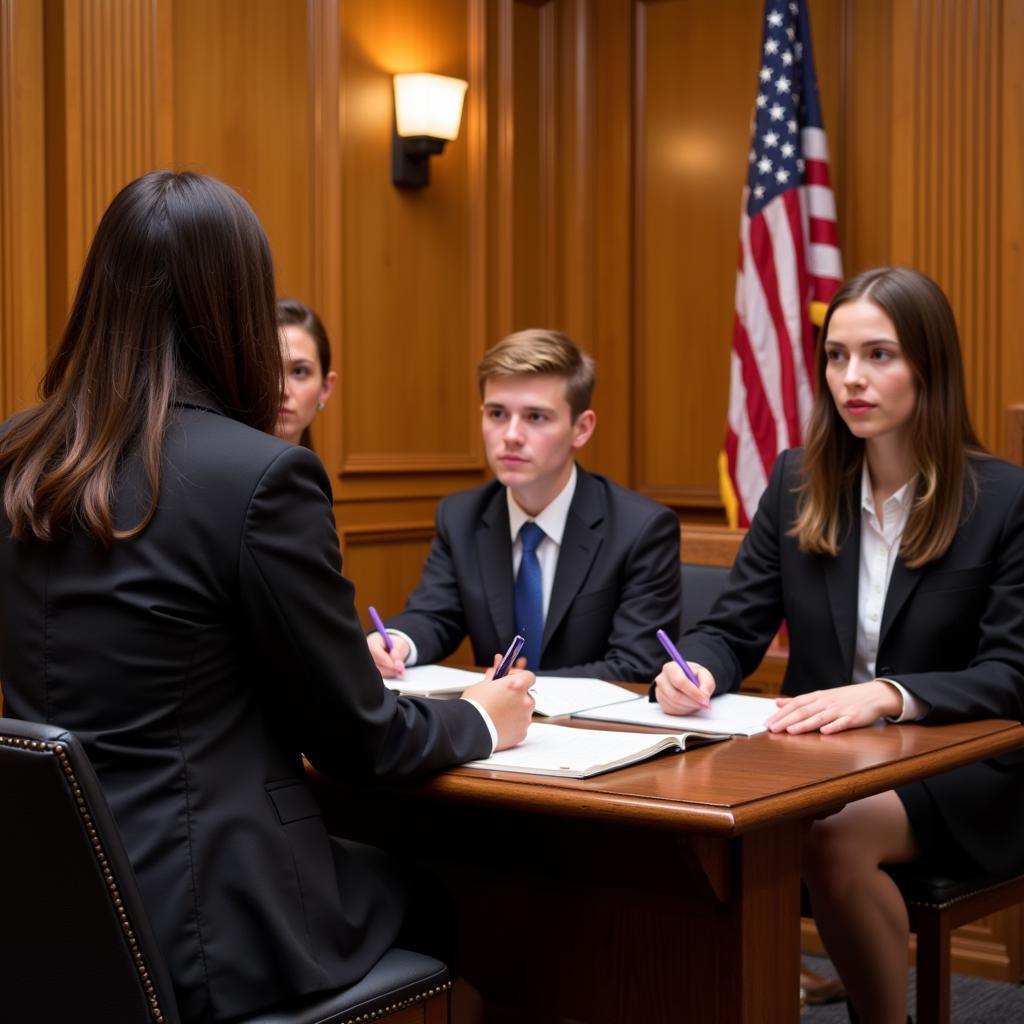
[384,666,640,717]
[573,692,774,737]
[462,722,728,779]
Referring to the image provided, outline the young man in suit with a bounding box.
[367,329,681,682]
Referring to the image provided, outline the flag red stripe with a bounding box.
[809,273,842,301]
[732,310,782,480]
[809,216,839,247]
[803,158,832,188]
[749,213,801,447]
[784,189,816,381]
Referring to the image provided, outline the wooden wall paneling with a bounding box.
[172,0,310,301]
[1000,0,1024,458]
[486,0,515,344]
[583,0,633,486]
[334,0,486,484]
[336,520,437,629]
[43,0,173,343]
[0,0,48,421]
[508,0,556,333]
[837,0,893,273]
[887,0,1005,451]
[632,0,762,515]
[308,0,344,474]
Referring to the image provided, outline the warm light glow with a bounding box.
[393,73,467,140]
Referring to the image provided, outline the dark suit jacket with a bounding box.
[387,467,681,681]
[679,449,1024,874]
[0,400,491,1023]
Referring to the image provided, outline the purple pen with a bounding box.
[368,606,393,652]
[656,628,707,699]
[493,634,525,680]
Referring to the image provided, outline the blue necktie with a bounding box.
[514,521,545,670]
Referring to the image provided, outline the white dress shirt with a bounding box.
[854,459,928,722]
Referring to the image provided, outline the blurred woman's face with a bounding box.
[275,326,336,445]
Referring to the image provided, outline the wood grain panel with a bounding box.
[633,0,761,508]
[45,0,173,322]
[999,0,1024,456]
[583,0,633,485]
[337,520,436,630]
[508,0,555,332]
[890,0,1004,449]
[336,0,486,477]
[307,0,344,472]
[172,0,309,300]
[0,0,48,421]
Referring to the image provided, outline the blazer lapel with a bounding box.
[879,559,924,649]
[476,491,516,645]
[823,512,860,678]
[543,471,604,653]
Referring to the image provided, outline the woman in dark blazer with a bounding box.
[655,267,1024,1023]
[0,171,534,1024]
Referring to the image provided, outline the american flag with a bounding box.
[724,0,842,526]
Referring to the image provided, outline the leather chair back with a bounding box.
[0,717,180,1024]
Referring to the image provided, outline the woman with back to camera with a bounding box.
[655,267,1024,1023]
[275,298,337,448]
[0,171,533,1023]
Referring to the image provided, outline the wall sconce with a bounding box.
[392,73,468,188]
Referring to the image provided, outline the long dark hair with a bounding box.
[276,298,332,449]
[791,267,984,567]
[0,171,281,545]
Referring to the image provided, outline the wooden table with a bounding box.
[312,713,1024,1024]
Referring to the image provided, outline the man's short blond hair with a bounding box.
[477,329,595,420]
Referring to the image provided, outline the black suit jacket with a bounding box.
[387,468,681,681]
[679,449,1024,874]
[0,401,491,1023]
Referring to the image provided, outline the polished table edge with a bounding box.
[309,718,1024,839]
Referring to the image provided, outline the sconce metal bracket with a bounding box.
[392,132,447,188]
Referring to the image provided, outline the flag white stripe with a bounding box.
[800,127,830,160]
[762,199,815,438]
[738,218,791,448]
[808,243,843,279]
[805,184,837,220]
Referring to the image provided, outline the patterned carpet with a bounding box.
[800,954,1024,1023]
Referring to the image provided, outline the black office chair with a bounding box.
[0,717,451,1024]
[680,561,730,632]
[885,864,1024,1024]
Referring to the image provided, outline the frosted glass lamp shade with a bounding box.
[393,74,467,141]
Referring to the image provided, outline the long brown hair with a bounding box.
[276,298,332,449]
[791,267,984,567]
[0,171,281,545]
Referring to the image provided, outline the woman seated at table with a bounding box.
[274,298,336,448]
[655,267,1024,1023]
[0,170,533,1023]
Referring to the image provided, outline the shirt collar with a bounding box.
[507,463,578,547]
[859,459,916,522]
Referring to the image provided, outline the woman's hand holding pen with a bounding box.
[764,680,902,735]
[654,660,716,715]
[463,653,536,750]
